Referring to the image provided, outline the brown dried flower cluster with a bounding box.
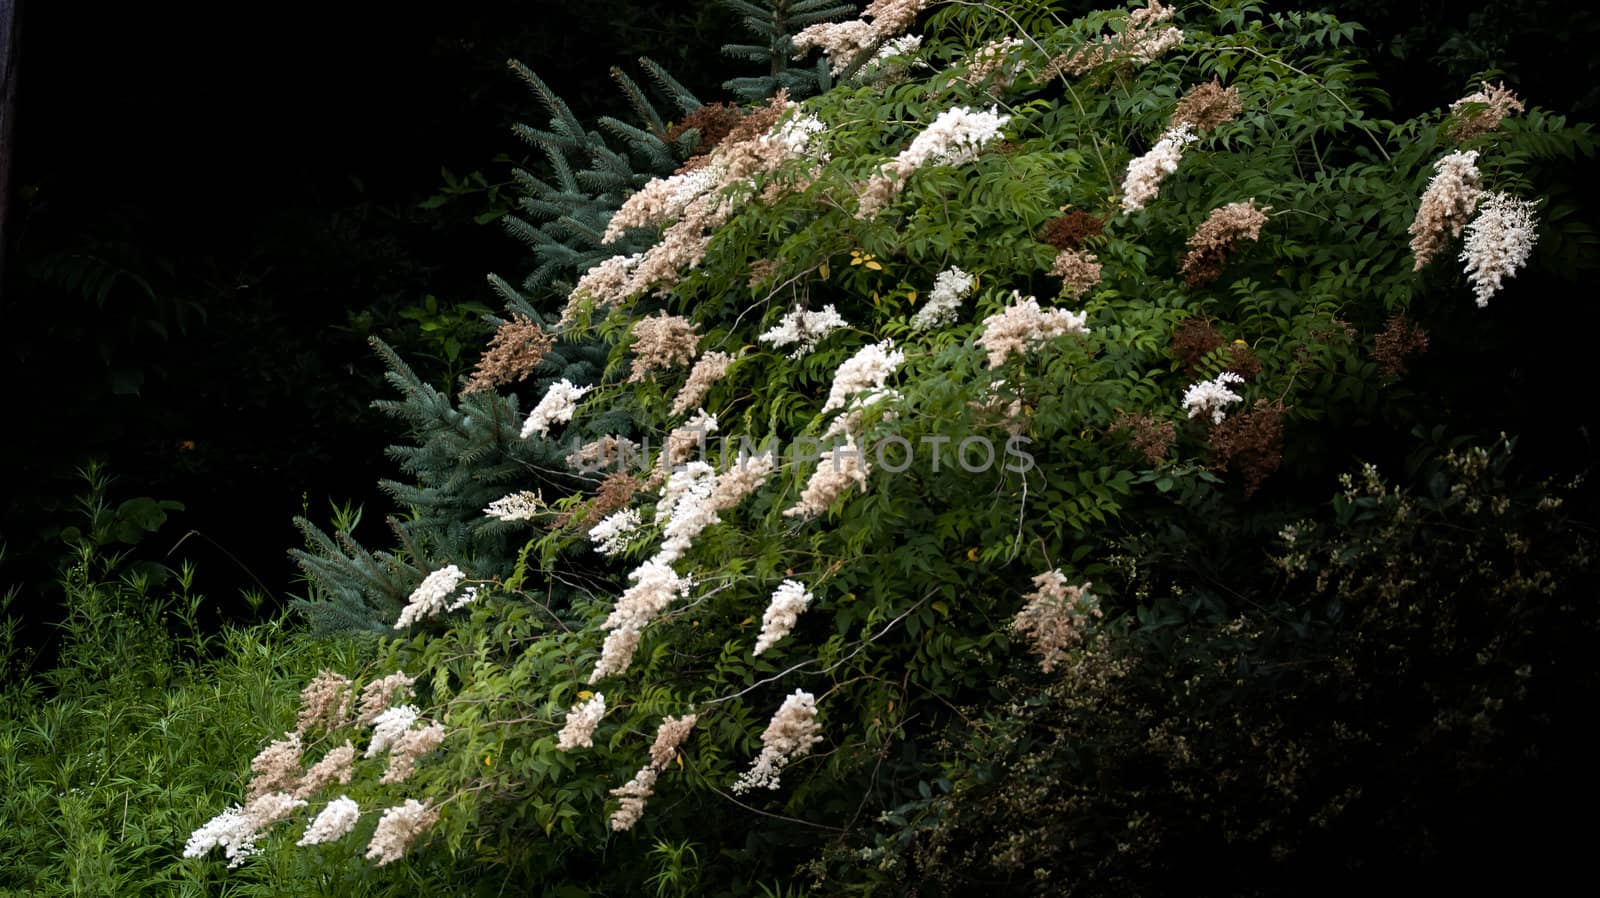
[461,314,554,397]
[1448,81,1526,142]
[247,731,304,800]
[1109,412,1176,464]
[1051,248,1103,299]
[1011,572,1102,673]
[1225,341,1263,381]
[1169,316,1225,371]
[649,714,698,770]
[1373,313,1430,378]
[627,313,701,383]
[1040,210,1104,250]
[721,90,791,148]
[295,670,353,735]
[565,435,639,474]
[1179,199,1270,288]
[1208,399,1286,496]
[667,102,745,155]
[355,671,417,726]
[558,471,640,532]
[1170,79,1242,133]
[747,258,780,291]
[365,799,438,867]
[1408,150,1482,270]
[294,741,356,799]
[670,351,735,416]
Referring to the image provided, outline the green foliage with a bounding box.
[720,0,855,100]
[0,548,387,896]
[824,438,1594,895]
[397,294,497,390]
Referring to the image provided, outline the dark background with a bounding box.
[1,0,725,631]
[1,0,1594,643]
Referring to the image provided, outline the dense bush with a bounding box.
[151,1,1595,894]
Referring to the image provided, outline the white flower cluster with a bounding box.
[446,585,480,613]
[608,765,659,832]
[564,252,643,325]
[394,564,465,629]
[650,452,775,563]
[753,580,814,656]
[759,305,849,358]
[1121,124,1196,212]
[784,438,871,519]
[733,689,824,793]
[603,166,722,244]
[1461,192,1539,307]
[975,291,1091,368]
[183,806,264,868]
[364,799,437,867]
[556,692,607,751]
[603,559,695,634]
[563,97,826,321]
[297,796,360,847]
[1181,371,1245,424]
[822,339,905,413]
[584,629,636,685]
[792,0,929,74]
[858,105,1011,219]
[822,388,901,441]
[184,792,308,868]
[365,704,421,758]
[911,266,975,330]
[773,112,828,158]
[605,711,702,831]
[1409,150,1483,270]
[483,490,544,522]
[588,507,641,557]
[898,105,1010,170]
[857,34,923,82]
[520,378,592,439]
[655,462,720,565]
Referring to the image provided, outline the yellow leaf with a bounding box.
[932,600,950,617]
[872,291,882,306]
[484,754,493,767]
[906,288,918,304]
[887,700,895,714]
[577,690,594,701]
[740,616,754,627]
[865,260,883,271]
[967,547,980,561]
[819,263,830,279]
[545,821,554,836]
[676,754,684,770]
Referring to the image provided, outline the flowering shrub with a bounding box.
[198,1,1593,891]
